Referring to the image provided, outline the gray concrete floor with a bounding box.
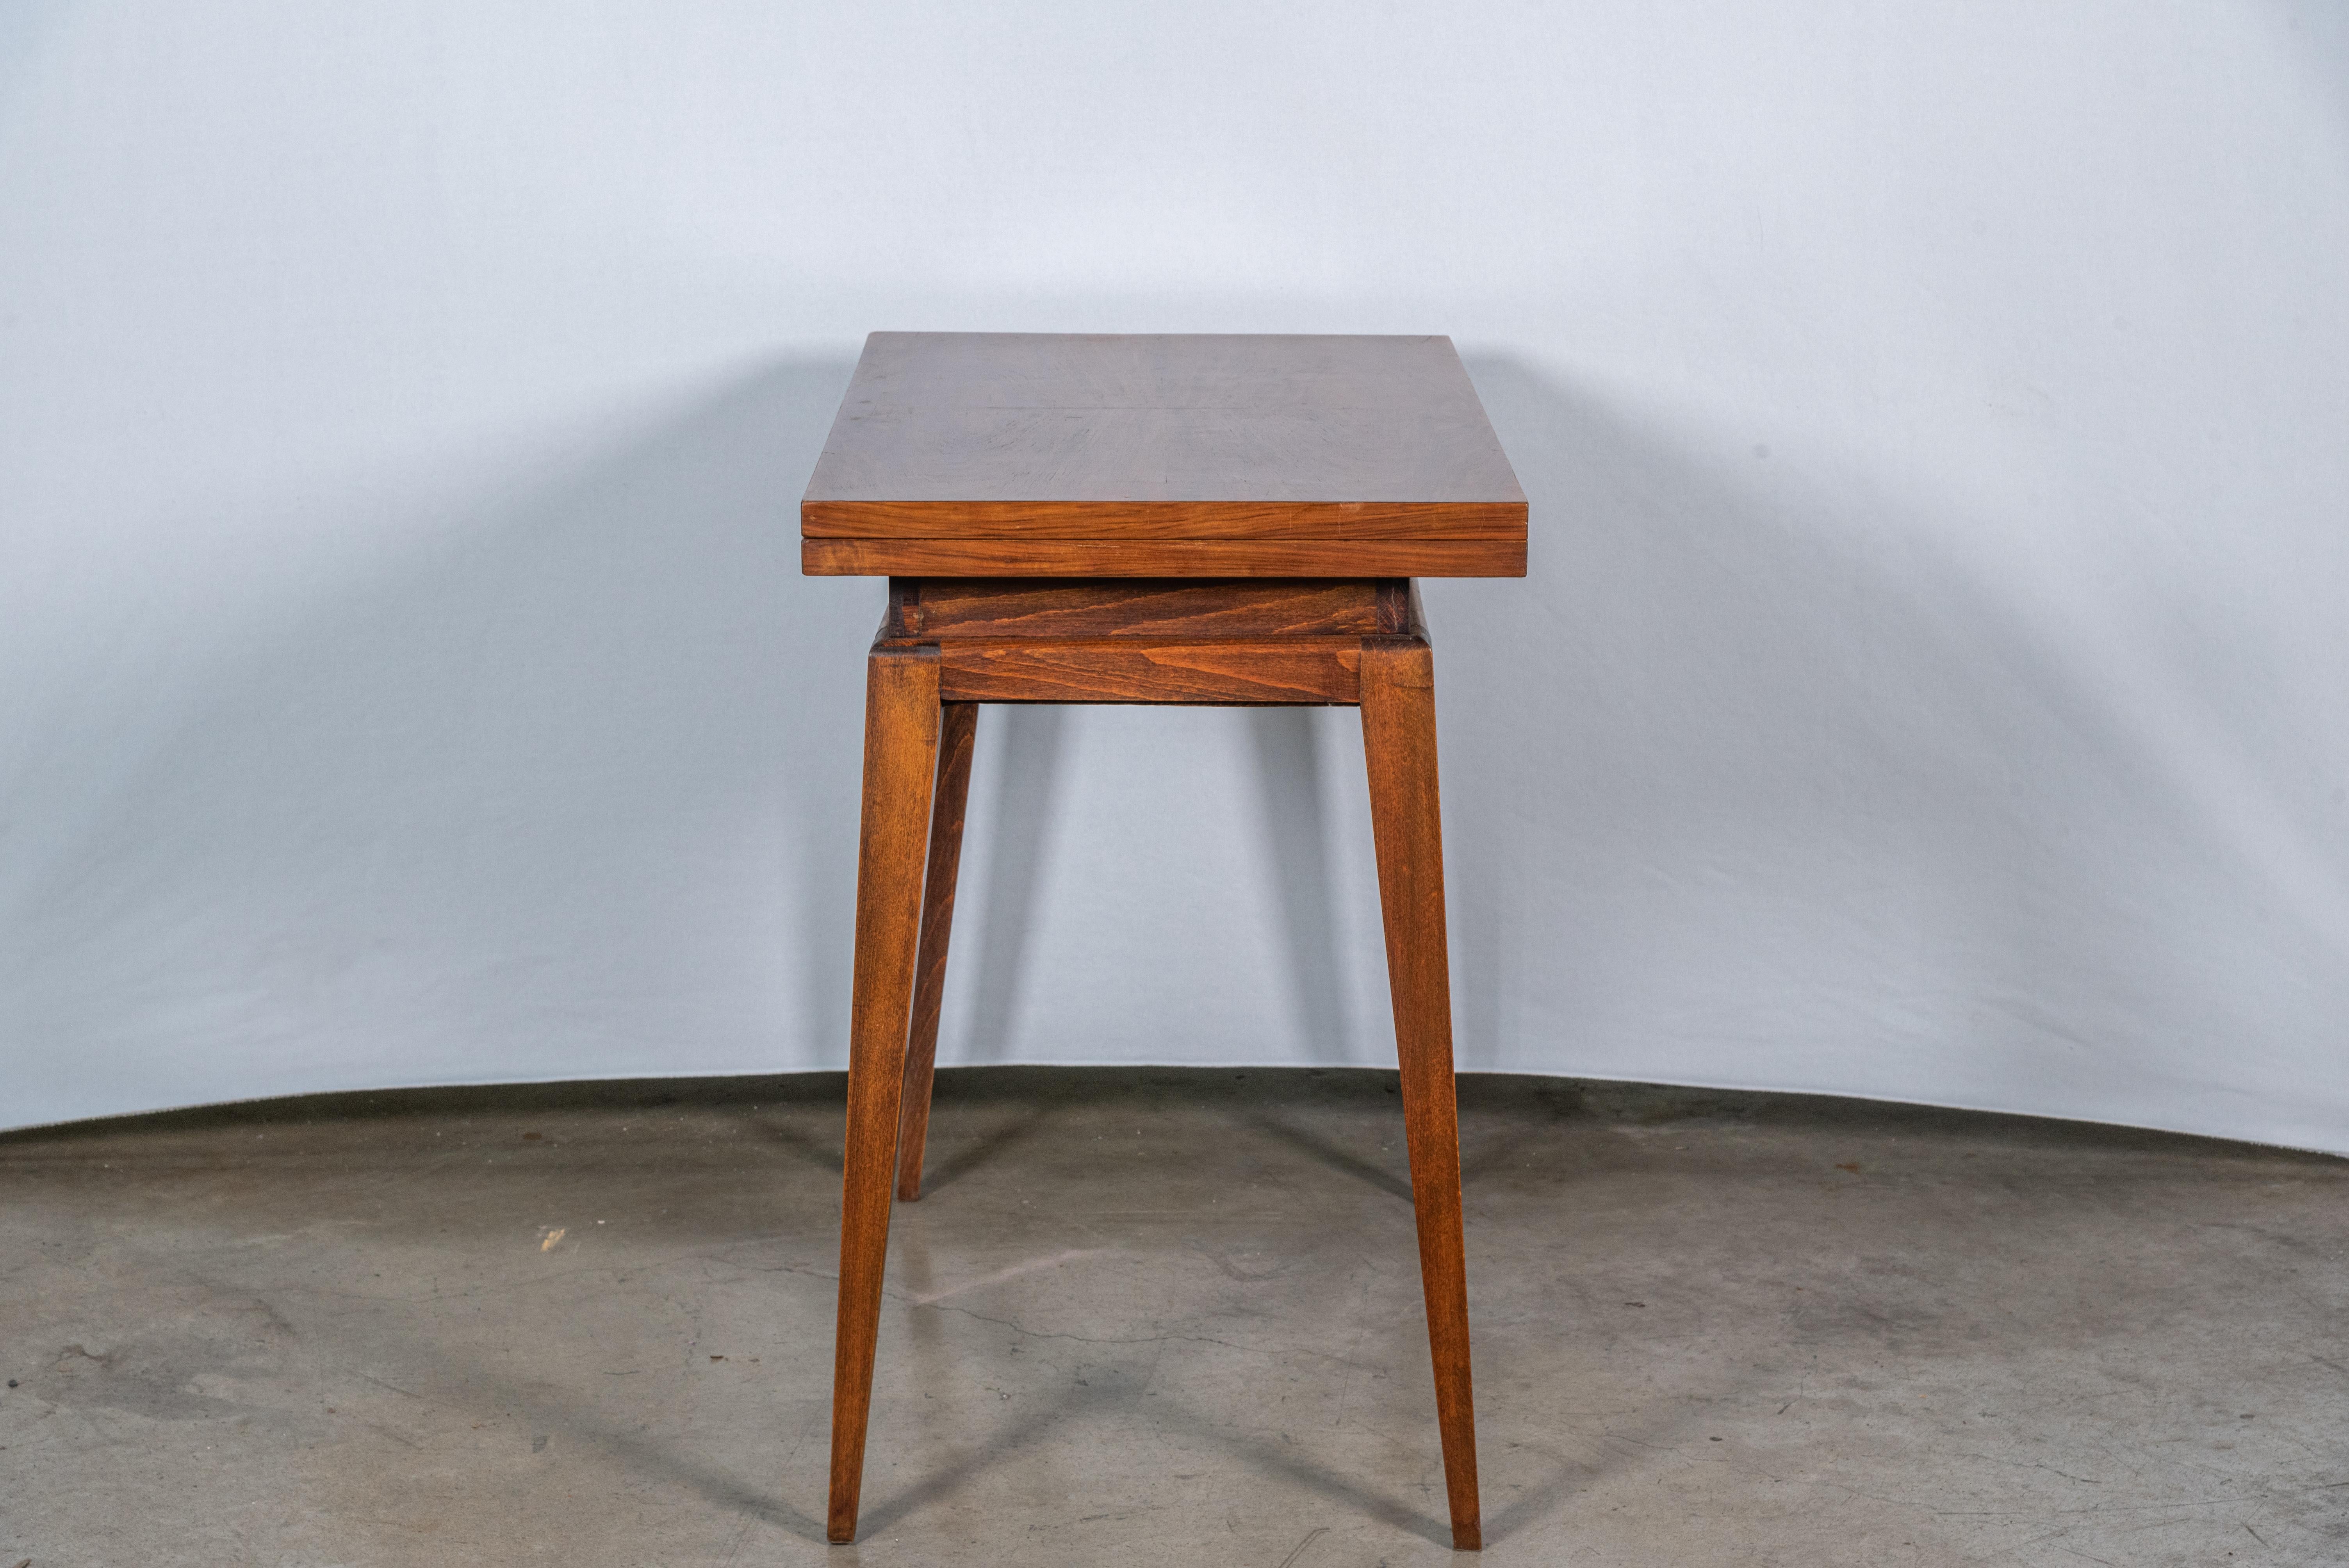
[1,1068,2344,1566]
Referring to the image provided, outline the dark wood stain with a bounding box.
[804,535,1524,579]
[803,333,1526,578]
[937,636,1363,705]
[893,702,977,1202]
[817,332,1504,1550]
[902,577,1384,639]
[827,648,941,1542]
[1361,634,1480,1549]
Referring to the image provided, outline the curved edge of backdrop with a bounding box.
[4,354,2342,1158]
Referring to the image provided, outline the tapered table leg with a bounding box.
[896,700,978,1201]
[1360,635,1481,1552]
[827,647,944,1544]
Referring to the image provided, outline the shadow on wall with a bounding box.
[957,704,1064,1067]
[1442,355,2342,1142]
[952,701,1357,1069]
[10,349,2343,1149]
[1245,705,1355,1064]
[10,358,876,1123]
[908,351,2345,1146]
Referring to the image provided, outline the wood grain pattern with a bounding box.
[804,536,1525,579]
[801,334,1526,581]
[823,570,1489,1545]
[803,498,1525,538]
[894,701,978,1202]
[806,333,1525,505]
[1376,578,1413,634]
[827,648,942,1545]
[904,578,1382,639]
[1360,635,1481,1552]
[937,637,1361,705]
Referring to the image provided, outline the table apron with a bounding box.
[927,636,1365,705]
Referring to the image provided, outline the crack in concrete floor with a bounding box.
[1,1066,2344,1566]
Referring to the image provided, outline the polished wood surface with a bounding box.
[813,334,1508,1550]
[803,334,1526,578]
[808,333,1524,510]
[937,636,1362,705]
[805,497,1524,539]
[893,577,1385,640]
[1361,634,1481,1551]
[825,578,1485,1548]
[804,535,1522,579]
[826,648,942,1543]
[894,701,977,1202]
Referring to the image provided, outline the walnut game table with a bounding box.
[802,332,1527,1549]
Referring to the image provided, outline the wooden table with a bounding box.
[803,333,1526,1550]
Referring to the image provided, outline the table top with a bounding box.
[802,333,1526,578]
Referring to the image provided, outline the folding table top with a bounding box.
[802,333,1526,578]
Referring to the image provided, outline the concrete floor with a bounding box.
[1,1069,2344,1566]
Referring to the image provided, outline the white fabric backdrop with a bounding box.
[4,3,2346,1149]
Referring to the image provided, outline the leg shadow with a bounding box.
[1233,1104,1413,1204]
[1246,708,1353,1063]
[906,1096,1053,1199]
[961,705,1066,1065]
[4,355,876,1120]
[852,1382,1122,1536]
[750,1111,843,1175]
[1139,1395,1455,1550]
[280,1307,836,1546]
[1458,1077,1590,1184]
[1474,1445,1594,1546]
